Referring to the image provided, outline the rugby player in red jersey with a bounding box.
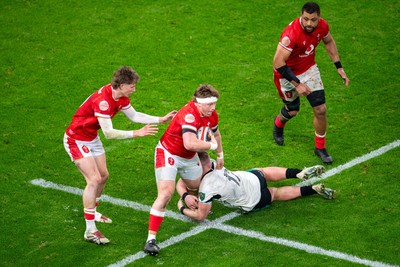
[144,84,224,256]
[272,2,349,164]
[64,66,176,244]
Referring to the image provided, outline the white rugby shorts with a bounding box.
[154,142,202,182]
[277,64,324,102]
[63,133,105,161]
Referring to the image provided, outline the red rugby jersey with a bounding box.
[274,17,330,77]
[66,84,131,141]
[160,100,218,159]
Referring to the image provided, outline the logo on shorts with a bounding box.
[168,157,175,166]
[99,100,109,111]
[285,91,293,99]
[82,145,90,153]
[184,114,195,123]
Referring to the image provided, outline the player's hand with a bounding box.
[160,110,178,123]
[295,83,312,96]
[208,134,218,150]
[134,124,158,137]
[337,68,350,87]
[184,194,199,210]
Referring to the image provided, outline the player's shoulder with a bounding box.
[281,18,302,42]
[284,18,300,31]
[318,18,330,32]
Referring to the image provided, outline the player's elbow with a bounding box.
[102,130,112,139]
[102,129,118,139]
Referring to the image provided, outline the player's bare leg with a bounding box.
[76,157,110,244]
[93,155,112,223]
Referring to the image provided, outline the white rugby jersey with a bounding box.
[198,166,261,212]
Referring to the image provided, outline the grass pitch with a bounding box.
[1,0,399,266]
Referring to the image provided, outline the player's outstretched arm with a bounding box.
[98,117,157,139]
[133,124,158,137]
[158,110,177,123]
[121,106,160,124]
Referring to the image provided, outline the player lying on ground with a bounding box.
[177,152,335,221]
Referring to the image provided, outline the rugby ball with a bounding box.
[197,126,212,142]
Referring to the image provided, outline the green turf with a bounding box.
[1,0,399,266]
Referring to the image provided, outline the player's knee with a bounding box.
[281,106,298,120]
[86,175,103,188]
[313,104,326,117]
[158,184,175,201]
[268,187,277,202]
[308,90,326,108]
[100,171,109,182]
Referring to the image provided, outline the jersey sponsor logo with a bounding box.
[281,36,290,47]
[184,114,195,123]
[99,100,109,111]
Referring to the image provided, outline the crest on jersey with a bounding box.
[184,114,195,123]
[99,100,109,111]
[168,157,175,166]
[199,192,205,201]
[281,36,291,47]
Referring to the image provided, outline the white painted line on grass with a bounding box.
[30,140,400,267]
[296,139,400,187]
[30,178,191,223]
[108,213,241,267]
[214,224,397,267]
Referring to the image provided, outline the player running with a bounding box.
[144,84,224,256]
[272,2,350,164]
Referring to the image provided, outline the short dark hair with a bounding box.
[111,66,139,89]
[302,2,320,16]
[193,84,220,102]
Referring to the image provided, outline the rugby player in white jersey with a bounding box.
[177,152,335,221]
